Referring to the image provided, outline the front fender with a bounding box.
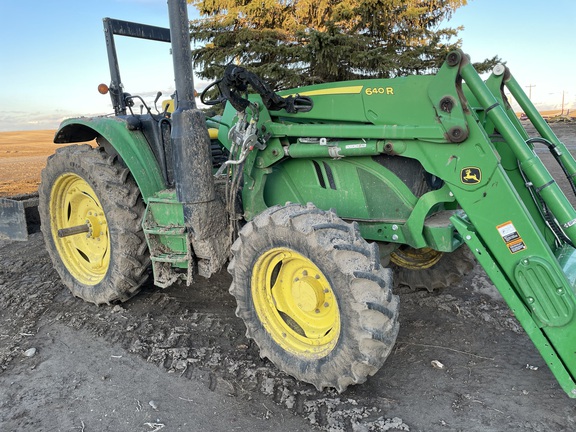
[54,116,166,202]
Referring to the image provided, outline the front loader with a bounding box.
[9,0,576,396]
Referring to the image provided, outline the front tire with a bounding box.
[228,203,399,392]
[39,144,150,304]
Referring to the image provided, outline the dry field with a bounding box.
[0,130,58,197]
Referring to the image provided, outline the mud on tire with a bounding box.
[228,203,399,392]
[39,144,150,305]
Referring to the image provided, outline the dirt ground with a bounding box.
[1,124,576,431]
[0,130,58,197]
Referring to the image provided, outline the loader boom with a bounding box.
[213,53,576,396]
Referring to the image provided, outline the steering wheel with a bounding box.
[200,79,226,106]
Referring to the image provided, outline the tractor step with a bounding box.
[143,190,191,288]
[144,226,186,236]
[151,253,188,264]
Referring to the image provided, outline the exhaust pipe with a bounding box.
[167,0,214,205]
[167,0,229,279]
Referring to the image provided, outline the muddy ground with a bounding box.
[1,124,576,431]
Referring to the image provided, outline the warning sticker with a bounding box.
[497,221,520,243]
[508,239,527,254]
[497,221,527,253]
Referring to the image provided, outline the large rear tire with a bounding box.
[228,203,399,392]
[39,145,150,305]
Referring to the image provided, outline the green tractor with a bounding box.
[18,0,576,395]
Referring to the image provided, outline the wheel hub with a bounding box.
[85,213,106,239]
[252,247,340,358]
[390,246,443,270]
[293,274,325,312]
[50,173,110,285]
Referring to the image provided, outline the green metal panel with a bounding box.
[259,156,458,251]
[275,72,466,140]
[54,117,166,201]
[514,256,574,327]
[262,157,417,222]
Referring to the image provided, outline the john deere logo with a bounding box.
[461,167,481,184]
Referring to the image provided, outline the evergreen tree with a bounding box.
[189,0,498,89]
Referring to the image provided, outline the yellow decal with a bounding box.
[364,87,394,96]
[461,167,481,184]
[497,221,527,254]
[507,239,527,254]
[295,85,364,97]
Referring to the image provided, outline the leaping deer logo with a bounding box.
[461,167,481,184]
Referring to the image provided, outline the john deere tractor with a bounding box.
[13,0,576,395]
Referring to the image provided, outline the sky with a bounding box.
[0,0,574,132]
[449,0,575,114]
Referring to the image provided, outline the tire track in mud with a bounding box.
[0,234,532,431]
[49,283,410,431]
[0,233,409,431]
[0,234,61,372]
[1,233,572,431]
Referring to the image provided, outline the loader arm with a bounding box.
[213,51,576,397]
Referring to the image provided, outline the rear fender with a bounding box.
[54,117,166,202]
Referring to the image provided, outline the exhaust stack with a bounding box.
[167,0,229,280]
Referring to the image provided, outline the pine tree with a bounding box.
[189,0,498,89]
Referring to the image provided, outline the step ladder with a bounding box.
[142,190,191,288]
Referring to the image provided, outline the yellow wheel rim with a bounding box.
[390,246,443,270]
[252,248,340,358]
[50,173,110,285]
